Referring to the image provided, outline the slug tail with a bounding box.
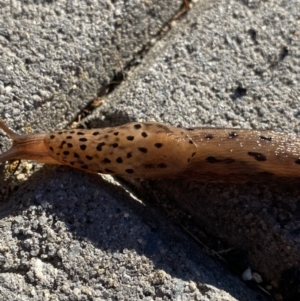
[0,121,60,164]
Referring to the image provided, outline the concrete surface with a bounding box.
[1,0,300,300]
[0,0,182,130]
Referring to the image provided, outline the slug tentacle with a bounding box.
[1,120,300,181]
[0,121,59,164]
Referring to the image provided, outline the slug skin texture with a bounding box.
[1,121,300,182]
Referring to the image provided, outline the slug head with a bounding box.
[0,121,59,164]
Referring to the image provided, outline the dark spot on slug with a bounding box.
[58,131,63,135]
[191,152,196,157]
[134,124,142,129]
[206,156,219,163]
[86,155,93,160]
[74,153,80,158]
[248,152,267,162]
[113,132,119,136]
[141,132,148,138]
[66,136,72,139]
[96,142,105,151]
[111,143,118,148]
[81,165,88,169]
[127,136,134,141]
[77,132,85,135]
[67,143,73,148]
[205,134,213,139]
[189,139,193,144]
[63,151,70,156]
[259,135,272,142]
[154,143,163,148]
[127,152,132,158]
[49,146,53,151]
[229,132,238,139]
[97,170,103,173]
[80,145,87,150]
[56,153,60,156]
[104,135,109,139]
[185,128,195,131]
[50,135,55,139]
[69,162,74,166]
[79,138,88,142]
[105,168,114,173]
[59,141,66,149]
[103,158,111,164]
[78,160,85,165]
[295,159,300,165]
[116,157,123,163]
[138,147,148,153]
[92,132,99,136]
[70,131,75,134]
[158,163,167,168]
[125,169,134,174]
[187,158,191,162]
[144,163,155,168]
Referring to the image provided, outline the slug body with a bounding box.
[1,121,300,181]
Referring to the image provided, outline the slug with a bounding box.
[1,120,300,182]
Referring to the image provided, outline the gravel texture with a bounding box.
[0,0,182,130]
[1,0,300,300]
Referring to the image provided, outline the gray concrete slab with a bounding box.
[84,0,300,299]
[1,0,299,300]
[0,0,182,130]
[0,167,266,300]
